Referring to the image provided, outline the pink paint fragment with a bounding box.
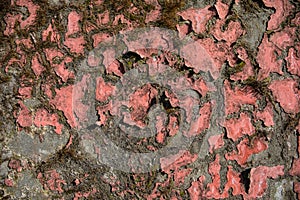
[95,77,115,102]
[294,182,300,200]
[38,170,66,193]
[4,13,21,36]
[106,60,124,77]
[263,0,294,30]
[289,159,300,176]
[270,27,296,50]
[16,0,39,29]
[66,11,82,37]
[223,113,255,141]
[31,53,45,76]
[187,102,212,137]
[225,138,268,166]
[255,103,274,127]
[18,87,32,99]
[198,38,230,77]
[167,115,179,136]
[34,109,63,134]
[223,166,245,197]
[246,165,284,199]
[212,19,244,45]
[4,178,14,187]
[190,78,209,97]
[42,21,61,42]
[176,23,189,38]
[97,11,110,25]
[64,36,86,55]
[8,159,22,172]
[160,150,197,172]
[17,101,32,128]
[230,47,254,81]
[178,6,214,34]
[269,79,300,114]
[128,84,158,127]
[206,154,222,199]
[257,34,282,80]
[215,0,229,19]
[50,85,77,128]
[188,176,205,200]
[92,33,111,47]
[286,47,300,76]
[224,80,257,115]
[208,134,224,153]
[96,102,112,126]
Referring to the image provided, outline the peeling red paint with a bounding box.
[38,170,66,193]
[215,0,229,19]
[226,138,268,166]
[208,134,224,153]
[206,154,222,199]
[97,11,110,25]
[263,0,294,30]
[17,101,32,128]
[50,85,76,128]
[128,84,158,127]
[34,108,63,134]
[257,34,282,80]
[246,165,284,199]
[160,150,197,172]
[92,33,111,47]
[188,176,205,200]
[106,60,124,77]
[8,159,22,172]
[270,27,296,50]
[269,79,300,114]
[212,19,244,45]
[42,21,61,42]
[95,77,115,102]
[18,87,32,99]
[96,102,112,126]
[224,80,257,115]
[289,158,300,176]
[4,178,14,187]
[294,182,300,200]
[286,47,300,76]
[31,53,45,76]
[64,36,86,55]
[255,103,274,127]
[178,6,214,34]
[66,11,82,37]
[188,102,212,137]
[230,47,254,81]
[223,113,255,141]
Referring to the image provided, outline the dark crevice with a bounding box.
[240,168,251,193]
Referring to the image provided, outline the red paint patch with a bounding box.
[38,170,66,193]
[223,113,255,141]
[269,79,300,114]
[270,27,296,50]
[257,34,282,80]
[206,154,222,199]
[92,33,111,47]
[224,80,257,115]
[208,134,224,153]
[255,103,274,127]
[286,47,300,76]
[64,36,86,55]
[178,6,214,34]
[128,84,158,127]
[289,158,300,176]
[95,77,115,102]
[212,19,244,45]
[18,87,32,99]
[50,85,77,128]
[31,53,45,76]
[215,0,229,19]
[17,101,32,128]
[188,102,212,137]
[66,11,82,37]
[247,165,284,198]
[34,109,63,134]
[225,138,268,166]
[263,0,294,30]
